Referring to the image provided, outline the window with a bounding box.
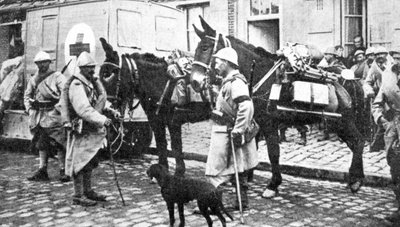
[155,16,177,51]
[185,4,210,51]
[342,0,365,56]
[250,0,279,16]
[117,10,141,49]
[42,16,57,52]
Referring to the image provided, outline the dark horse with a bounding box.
[190,17,365,197]
[99,38,210,175]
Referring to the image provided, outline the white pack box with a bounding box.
[292,81,329,106]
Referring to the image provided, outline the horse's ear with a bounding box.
[100,37,113,54]
[193,24,205,39]
[199,15,215,36]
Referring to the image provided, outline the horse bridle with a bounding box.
[192,32,231,71]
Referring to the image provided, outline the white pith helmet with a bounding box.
[365,47,375,56]
[76,51,97,67]
[213,47,239,67]
[341,69,357,80]
[34,51,51,63]
[374,46,388,55]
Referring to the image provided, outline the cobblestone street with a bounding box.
[0,122,398,227]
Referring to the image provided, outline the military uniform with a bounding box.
[24,51,69,182]
[372,64,400,221]
[64,51,115,206]
[206,69,258,211]
[65,73,108,176]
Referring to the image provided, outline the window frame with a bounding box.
[116,9,142,49]
[341,0,366,56]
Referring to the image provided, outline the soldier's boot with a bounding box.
[228,173,249,211]
[83,169,106,201]
[232,185,249,210]
[247,169,254,182]
[73,172,97,206]
[298,131,307,146]
[59,169,71,182]
[28,150,50,181]
[27,167,49,181]
[57,149,70,182]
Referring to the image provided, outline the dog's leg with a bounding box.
[198,200,213,227]
[177,202,185,227]
[166,201,175,227]
[212,208,227,227]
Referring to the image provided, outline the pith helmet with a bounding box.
[76,51,97,67]
[390,47,400,55]
[213,47,239,66]
[324,47,337,56]
[354,49,365,57]
[365,47,375,56]
[374,46,389,55]
[34,51,51,63]
[341,69,357,80]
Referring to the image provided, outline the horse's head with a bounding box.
[99,38,121,102]
[190,16,229,92]
[191,17,278,97]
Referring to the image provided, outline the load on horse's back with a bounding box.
[190,16,365,197]
[99,38,211,176]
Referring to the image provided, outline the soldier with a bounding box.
[318,46,347,74]
[364,46,392,152]
[24,51,70,182]
[64,51,119,206]
[346,35,366,68]
[372,63,400,222]
[350,49,367,80]
[206,47,259,210]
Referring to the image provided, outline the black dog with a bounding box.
[147,164,233,227]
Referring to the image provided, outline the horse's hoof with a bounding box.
[262,188,277,198]
[349,181,362,193]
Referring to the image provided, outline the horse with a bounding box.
[99,38,210,175]
[190,16,365,197]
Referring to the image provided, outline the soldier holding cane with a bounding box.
[205,47,259,211]
[63,51,120,206]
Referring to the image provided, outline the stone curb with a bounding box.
[146,148,392,188]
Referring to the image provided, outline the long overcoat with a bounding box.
[205,70,258,177]
[65,73,107,177]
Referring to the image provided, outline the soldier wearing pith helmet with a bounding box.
[24,51,70,182]
[64,51,120,206]
[206,47,259,210]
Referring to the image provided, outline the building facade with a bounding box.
[165,0,400,57]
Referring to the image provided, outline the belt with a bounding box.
[32,100,58,110]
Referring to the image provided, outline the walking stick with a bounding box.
[230,133,245,224]
[106,125,126,206]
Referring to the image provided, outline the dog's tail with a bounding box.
[216,190,234,221]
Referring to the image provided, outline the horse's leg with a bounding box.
[333,117,365,193]
[148,114,169,169]
[261,119,282,198]
[168,123,185,176]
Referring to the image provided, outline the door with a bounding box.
[248,19,279,53]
